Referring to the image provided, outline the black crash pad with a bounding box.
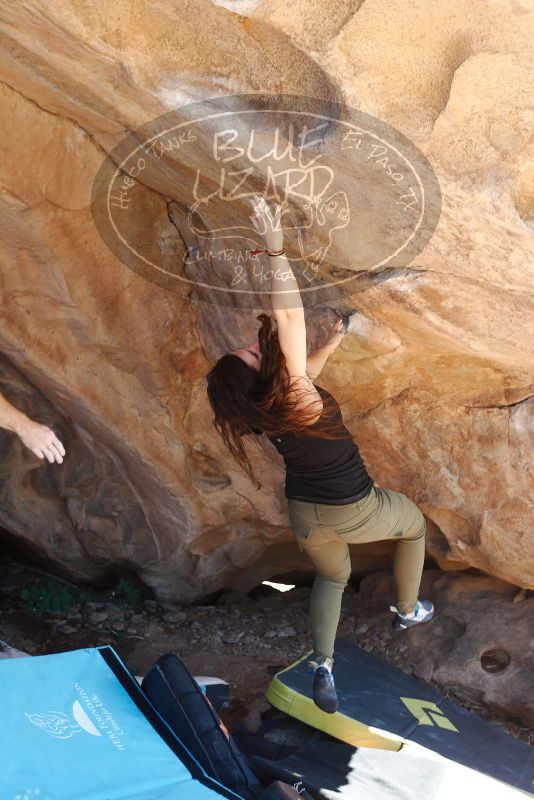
[266,637,534,794]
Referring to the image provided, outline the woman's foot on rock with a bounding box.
[390,599,434,631]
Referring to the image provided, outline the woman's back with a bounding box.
[267,384,374,505]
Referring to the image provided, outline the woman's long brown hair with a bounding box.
[206,313,352,489]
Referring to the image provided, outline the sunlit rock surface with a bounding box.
[361,570,534,727]
[0,0,532,601]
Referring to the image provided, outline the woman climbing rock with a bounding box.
[206,195,433,715]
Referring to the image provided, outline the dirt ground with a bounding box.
[0,552,531,746]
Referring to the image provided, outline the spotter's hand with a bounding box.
[18,420,66,464]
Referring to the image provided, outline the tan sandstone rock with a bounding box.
[0,0,532,602]
[360,570,534,727]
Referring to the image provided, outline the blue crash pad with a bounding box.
[0,646,240,799]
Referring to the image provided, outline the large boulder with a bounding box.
[360,570,534,727]
[0,0,532,599]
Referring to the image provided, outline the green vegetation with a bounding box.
[20,579,77,615]
[20,575,143,615]
[110,577,142,610]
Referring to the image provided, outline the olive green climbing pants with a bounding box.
[287,485,426,661]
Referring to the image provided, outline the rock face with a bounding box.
[0,1,533,600]
[360,570,534,727]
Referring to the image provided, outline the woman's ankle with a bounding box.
[394,601,418,617]
[309,652,334,672]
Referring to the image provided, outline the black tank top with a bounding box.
[267,384,374,505]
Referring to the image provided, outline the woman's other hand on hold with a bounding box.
[324,318,345,352]
[249,196,283,252]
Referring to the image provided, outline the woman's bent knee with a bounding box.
[406,507,426,540]
[315,558,352,586]
[314,573,350,595]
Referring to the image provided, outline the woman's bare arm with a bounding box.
[305,344,334,381]
[249,196,323,422]
[305,319,345,380]
[267,256,323,420]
